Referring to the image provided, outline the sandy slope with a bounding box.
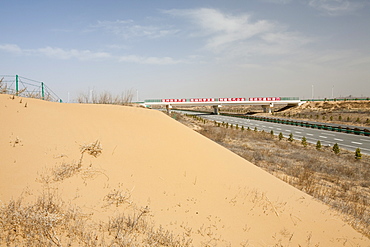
[0,94,369,246]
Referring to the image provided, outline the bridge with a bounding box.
[143,97,303,114]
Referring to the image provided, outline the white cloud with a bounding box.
[0,43,184,65]
[36,47,111,61]
[0,44,22,54]
[164,8,276,51]
[93,20,178,39]
[164,7,313,60]
[0,44,111,61]
[262,32,313,47]
[119,55,182,65]
[308,0,366,15]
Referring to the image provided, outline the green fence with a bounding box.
[0,75,62,102]
[145,99,163,103]
[280,97,300,100]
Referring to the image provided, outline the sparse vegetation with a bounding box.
[0,189,191,246]
[333,143,340,155]
[301,136,307,147]
[0,77,9,94]
[77,89,135,105]
[355,148,362,160]
[278,132,283,141]
[1,140,192,246]
[270,101,370,127]
[288,133,294,142]
[174,113,370,238]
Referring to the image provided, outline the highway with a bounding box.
[174,110,370,155]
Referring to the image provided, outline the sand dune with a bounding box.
[1,94,369,246]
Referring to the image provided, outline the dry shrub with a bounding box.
[0,77,9,94]
[77,89,134,105]
[80,140,102,159]
[1,139,193,246]
[104,189,133,207]
[37,140,104,184]
[0,189,88,246]
[51,162,81,182]
[0,189,192,246]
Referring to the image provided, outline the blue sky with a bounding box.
[1,0,369,101]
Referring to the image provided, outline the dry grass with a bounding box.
[0,77,9,94]
[36,140,103,184]
[271,101,370,127]
[0,140,193,246]
[174,112,370,238]
[76,90,135,105]
[0,189,192,246]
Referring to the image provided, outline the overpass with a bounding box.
[143,97,303,114]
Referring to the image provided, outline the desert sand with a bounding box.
[1,94,369,246]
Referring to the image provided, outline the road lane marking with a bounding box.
[334,138,343,141]
[306,133,313,136]
[319,136,328,138]
[351,141,363,145]
[295,131,302,134]
[339,143,370,152]
[321,133,335,136]
[276,128,281,130]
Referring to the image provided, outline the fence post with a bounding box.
[15,75,19,95]
[41,82,45,100]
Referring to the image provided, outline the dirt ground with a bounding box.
[272,101,370,127]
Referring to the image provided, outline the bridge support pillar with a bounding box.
[166,104,172,114]
[262,103,274,114]
[213,105,222,115]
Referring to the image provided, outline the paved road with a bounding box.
[174,110,370,155]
